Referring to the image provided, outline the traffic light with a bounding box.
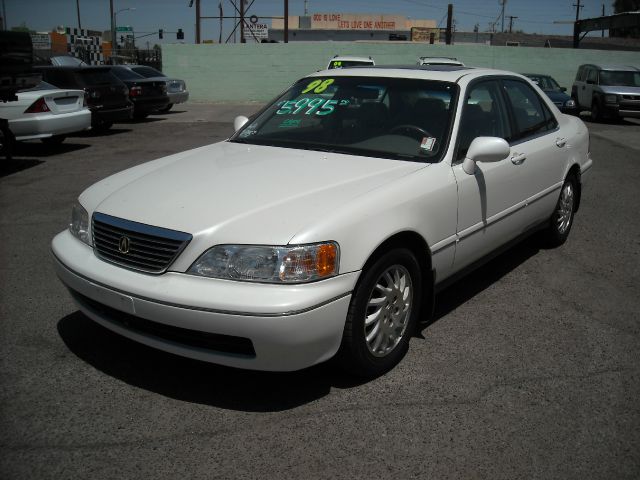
[158,29,163,39]
[177,28,184,40]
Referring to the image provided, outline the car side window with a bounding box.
[502,79,557,141]
[576,66,585,81]
[456,80,512,161]
[587,68,597,84]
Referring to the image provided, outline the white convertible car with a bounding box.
[1,81,91,144]
[52,66,592,376]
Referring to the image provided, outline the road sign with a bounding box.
[116,26,133,32]
[243,23,268,41]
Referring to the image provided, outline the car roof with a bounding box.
[330,55,374,62]
[580,64,640,71]
[310,66,525,83]
[522,73,552,78]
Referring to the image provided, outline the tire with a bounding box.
[133,112,149,119]
[93,121,113,132]
[41,135,66,145]
[544,175,577,247]
[337,248,423,377]
[591,99,602,122]
[159,103,173,112]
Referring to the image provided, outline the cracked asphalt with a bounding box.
[1,105,638,479]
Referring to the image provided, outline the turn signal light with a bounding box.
[316,243,338,277]
[24,97,50,113]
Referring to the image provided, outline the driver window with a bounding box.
[456,80,511,161]
[587,68,597,84]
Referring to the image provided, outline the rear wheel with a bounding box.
[159,103,173,112]
[93,121,113,132]
[133,112,149,119]
[337,248,422,377]
[591,99,602,122]
[41,135,66,145]
[544,175,577,247]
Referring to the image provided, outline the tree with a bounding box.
[611,0,640,37]
[612,0,640,13]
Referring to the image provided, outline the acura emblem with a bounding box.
[118,236,130,254]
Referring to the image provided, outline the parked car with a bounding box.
[523,73,577,114]
[572,64,640,121]
[52,67,592,377]
[119,65,188,112]
[327,55,375,69]
[417,57,465,67]
[0,81,90,144]
[109,66,170,118]
[35,66,132,130]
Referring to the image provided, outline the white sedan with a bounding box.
[1,81,91,144]
[52,67,592,376]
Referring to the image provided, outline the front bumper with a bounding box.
[10,109,91,140]
[168,91,189,105]
[52,230,358,371]
[604,102,640,118]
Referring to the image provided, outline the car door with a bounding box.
[451,79,531,272]
[584,67,598,107]
[501,78,567,225]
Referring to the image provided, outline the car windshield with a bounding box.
[527,75,561,91]
[328,60,374,69]
[51,56,86,67]
[231,76,457,162]
[20,81,58,92]
[599,70,640,87]
[111,67,145,80]
[131,66,165,78]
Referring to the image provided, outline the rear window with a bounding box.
[111,68,145,80]
[131,66,164,78]
[74,69,120,86]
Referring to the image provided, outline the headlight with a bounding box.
[605,94,617,103]
[69,201,90,245]
[564,99,576,108]
[188,242,339,283]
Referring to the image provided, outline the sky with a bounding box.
[3,0,617,44]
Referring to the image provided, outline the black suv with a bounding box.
[35,66,133,129]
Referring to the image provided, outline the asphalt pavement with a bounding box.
[0,104,639,479]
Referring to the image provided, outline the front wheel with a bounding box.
[337,248,423,377]
[544,175,577,247]
[591,99,602,122]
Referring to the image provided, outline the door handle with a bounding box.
[511,153,526,165]
[556,138,567,148]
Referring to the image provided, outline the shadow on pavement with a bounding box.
[76,127,132,138]
[12,141,90,157]
[0,158,45,177]
[57,233,544,410]
[57,311,368,412]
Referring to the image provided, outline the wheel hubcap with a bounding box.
[364,265,413,357]
[557,182,574,234]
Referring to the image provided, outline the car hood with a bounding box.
[599,85,640,96]
[89,141,426,245]
[543,89,571,103]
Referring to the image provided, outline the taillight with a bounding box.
[24,97,51,113]
[129,86,142,97]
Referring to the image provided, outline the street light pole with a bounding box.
[113,7,135,59]
[110,0,115,62]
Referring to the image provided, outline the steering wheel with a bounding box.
[389,124,432,140]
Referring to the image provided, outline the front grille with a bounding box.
[70,288,256,357]
[622,94,640,101]
[92,212,192,274]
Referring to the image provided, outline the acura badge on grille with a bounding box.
[118,236,131,254]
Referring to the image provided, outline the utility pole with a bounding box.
[240,0,245,43]
[602,3,605,37]
[500,0,507,32]
[284,0,289,43]
[196,0,201,44]
[445,3,453,45]
[76,0,82,29]
[573,1,584,22]
[508,15,518,33]
[110,0,114,59]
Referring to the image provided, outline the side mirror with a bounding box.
[462,137,510,175]
[560,86,567,92]
[233,115,249,132]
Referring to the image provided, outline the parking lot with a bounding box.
[1,105,639,479]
